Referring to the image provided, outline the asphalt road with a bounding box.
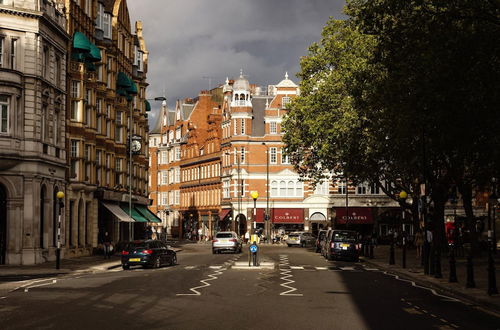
[0,244,498,330]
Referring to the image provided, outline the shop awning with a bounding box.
[120,204,148,222]
[117,72,132,88]
[145,100,151,112]
[219,209,231,220]
[135,205,161,223]
[72,31,91,53]
[101,202,134,222]
[127,81,138,95]
[335,207,373,224]
[87,43,101,62]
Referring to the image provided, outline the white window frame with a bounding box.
[0,95,9,134]
[270,147,277,164]
[270,121,277,134]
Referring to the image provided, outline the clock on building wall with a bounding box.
[131,135,142,154]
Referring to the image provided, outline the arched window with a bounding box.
[296,182,303,197]
[240,94,245,101]
[288,181,294,196]
[279,181,286,196]
[271,181,278,197]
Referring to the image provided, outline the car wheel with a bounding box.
[287,244,291,247]
[122,265,130,270]
[154,257,161,268]
[171,255,177,266]
[212,249,216,254]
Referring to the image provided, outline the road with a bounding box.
[0,244,498,330]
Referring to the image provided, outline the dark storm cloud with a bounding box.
[127,0,346,125]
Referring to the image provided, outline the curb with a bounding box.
[361,257,500,316]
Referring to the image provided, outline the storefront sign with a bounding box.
[335,207,373,224]
[254,208,304,223]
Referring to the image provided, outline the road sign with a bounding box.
[250,244,258,253]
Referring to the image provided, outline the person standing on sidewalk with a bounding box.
[103,232,112,259]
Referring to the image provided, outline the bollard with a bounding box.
[402,242,406,268]
[487,241,498,295]
[249,242,259,267]
[369,244,374,259]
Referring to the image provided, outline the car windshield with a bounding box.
[216,233,233,238]
[289,234,300,238]
[332,232,358,242]
[127,242,148,250]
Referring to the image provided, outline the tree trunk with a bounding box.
[458,182,478,255]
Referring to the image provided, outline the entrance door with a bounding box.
[0,185,7,265]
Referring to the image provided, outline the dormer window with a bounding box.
[282,96,291,109]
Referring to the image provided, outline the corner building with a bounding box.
[0,0,69,265]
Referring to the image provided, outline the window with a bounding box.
[115,158,122,185]
[161,192,167,206]
[0,37,4,67]
[175,147,181,160]
[161,151,167,164]
[55,56,61,86]
[41,105,49,141]
[175,190,180,205]
[370,182,380,195]
[271,181,278,197]
[0,95,9,133]
[70,140,79,178]
[240,147,245,164]
[337,180,346,194]
[103,13,112,39]
[53,109,60,144]
[270,147,277,164]
[70,81,80,120]
[314,181,328,195]
[240,119,245,135]
[296,182,303,197]
[84,0,91,15]
[175,127,181,140]
[42,46,49,78]
[175,168,180,183]
[356,184,367,194]
[106,58,112,88]
[223,180,230,198]
[270,122,277,134]
[96,3,103,29]
[282,96,291,108]
[115,111,123,143]
[288,181,294,196]
[10,39,16,70]
[279,181,286,196]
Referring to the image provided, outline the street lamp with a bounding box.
[55,190,64,269]
[251,191,259,240]
[262,143,270,242]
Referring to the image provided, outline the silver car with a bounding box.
[212,231,242,254]
[286,232,316,247]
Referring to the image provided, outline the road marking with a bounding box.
[209,266,222,269]
[24,279,57,292]
[184,266,196,270]
[10,277,58,293]
[290,266,304,270]
[0,297,6,300]
[364,268,379,271]
[279,255,302,297]
[315,267,328,270]
[340,267,355,271]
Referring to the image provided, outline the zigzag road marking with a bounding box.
[176,268,225,296]
[279,255,302,297]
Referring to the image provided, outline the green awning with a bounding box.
[72,31,91,53]
[85,62,96,71]
[127,81,138,95]
[135,205,162,223]
[120,204,148,222]
[144,100,151,112]
[117,88,128,96]
[117,72,132,88]
[87,43,101,62]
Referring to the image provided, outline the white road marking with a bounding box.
[340,267,355,271]
[290,266,304,270]
[279,255,303,297]
[184,266,196,270]
[24,279,57,292]
[0,297,6,299]
[315,267,328,270]
[11,277,58,293]
[364,268,379,271]
[209,266,222,269]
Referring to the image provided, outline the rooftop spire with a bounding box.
[285,72,289,80]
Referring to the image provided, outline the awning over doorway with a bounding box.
[219,209,231,220]
[101,202,134,222]
[135,205,162,223]
[335,207,373,224]
[120,204,148,222]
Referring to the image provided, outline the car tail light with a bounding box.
[356,244,361,250]
[331,242,335,249]
[121,250,129,255]
[212,239,218,243]
[229,239,237,242]
[143,249,153,255]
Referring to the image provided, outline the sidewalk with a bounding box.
[362,244,500,314]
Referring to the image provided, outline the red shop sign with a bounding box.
[335,207,373,224]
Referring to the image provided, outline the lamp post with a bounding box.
[449,189,458,283]
[55,191,64,269]
[251,191,259,240]
[262,143,270,242]
[237,149,241,236]
[487,182,498,295]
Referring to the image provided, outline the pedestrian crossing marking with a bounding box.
[290,266,304,270]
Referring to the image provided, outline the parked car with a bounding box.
[324,230,360,261]
[315,230,328,253]
[212,231,242,254]
[285,232,316,247]
[121,239,177,270]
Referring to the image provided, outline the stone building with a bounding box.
[0,0,69,265]
[63,0,153,258]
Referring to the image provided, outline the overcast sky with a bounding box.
[127,0,346,125]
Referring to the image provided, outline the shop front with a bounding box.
[334,207,374,236]
[254,208,305,235]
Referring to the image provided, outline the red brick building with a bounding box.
[149,72,403,241]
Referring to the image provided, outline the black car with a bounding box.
[324,230,360,261]
[121,240,177,270]
[315,229,328,253]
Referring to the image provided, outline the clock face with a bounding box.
[131,140,141,152]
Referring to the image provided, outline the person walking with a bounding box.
[103,232,112,259]
[415,230,423,258]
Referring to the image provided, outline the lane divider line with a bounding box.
[24,279,57,293]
